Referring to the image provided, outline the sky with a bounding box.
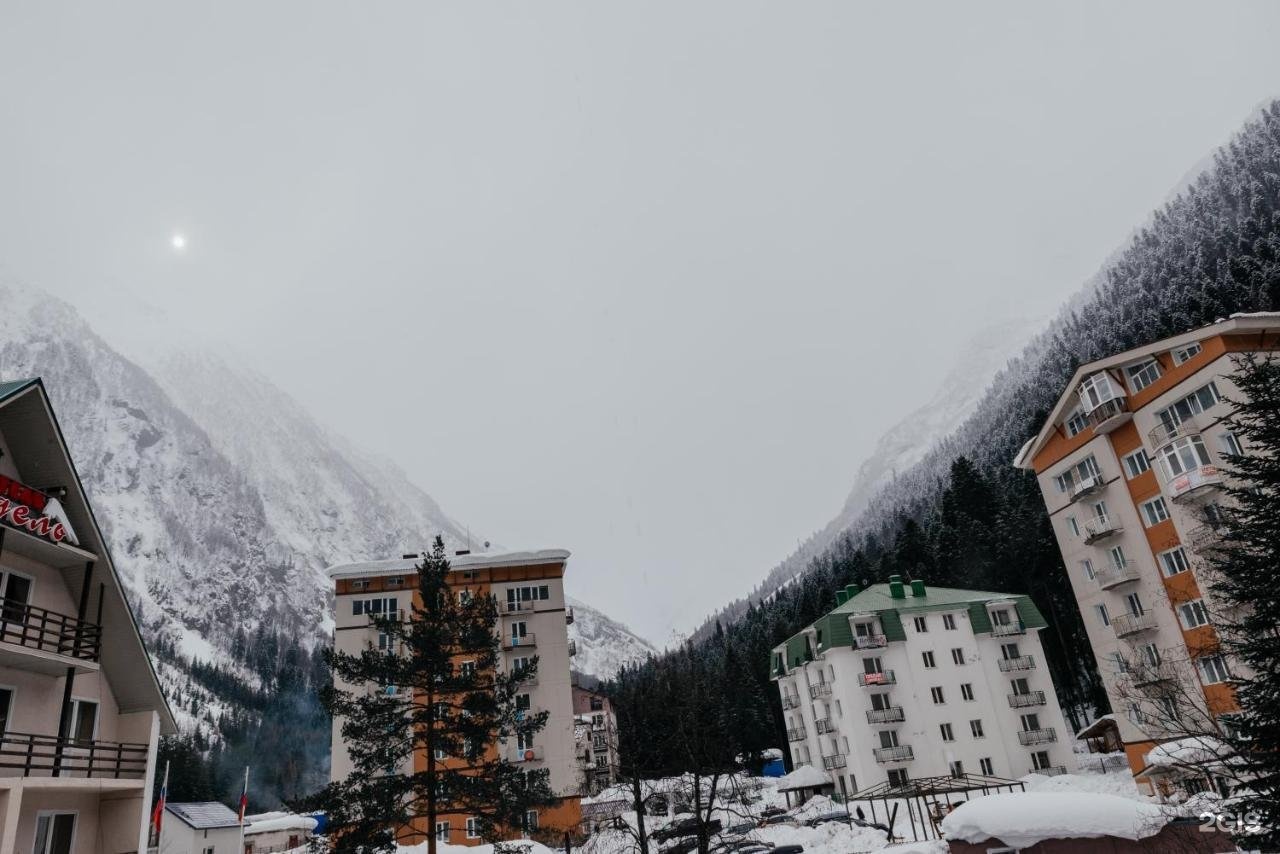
[3,2,1280,644]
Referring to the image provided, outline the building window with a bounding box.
[1066,515,1080,537]
[435,822,450,842]
[922,651,936,668]
[1126,358,1162,392]
[939,723,955,742]
[1199,655,1231,685]
[70,699,97,743]
[887,768,910,787]
[33,813,75,854]
[970,719,984,738]
[1156,381,1221,430]
[942,614,957,630]
[1031,750,1052,770]
[1218,431,1244,458]
[523,811,540,832]
[1158,547,1191,577]
[1138,644,1160,667]
[1107,545,1126,570]
[1125,592,1145,617]
[353,596,399,616]
[1179,600,1210,630]
[461,661,476,677]
[458,590,473,605]
[1171,342,1202,365]
[1158,436,1212,480]
[950,648,965,666]
[1122,449,1151,479]
[1081,558,1095,580]
[930,687,945,704]
[913,616,928,633]
[1095,604,1110,627]
[466,817,480,839]
[979,757,994,775]
[960,683,975,702]
[1141,497,1170,527]
[1065,408,1088,437]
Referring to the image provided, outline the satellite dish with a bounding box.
[525,749,535,761]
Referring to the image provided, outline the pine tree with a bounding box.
[1203,354,1280,846]
[305,537,558,854]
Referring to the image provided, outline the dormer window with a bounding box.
[1125,358,1162,392]
[1171,342,1202,365]
[1064,408,1088,438]
[1077,372,1124,414]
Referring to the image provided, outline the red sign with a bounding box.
[0,473,73,544]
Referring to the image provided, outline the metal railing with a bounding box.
[998,655,1035,672]
[873,745,913,763]
[0,731,149,779]
[857,670,895,687]
[1068,472,1105,502]
[1149,417,1202,449]
[565,608,575,625]
[1112,612,1157,638]
[0,600,101,662]
[854,634,887,649]
[1087,398,1128,431]
[1083,515,1122,544]
[786,726,806,743]
[990,622,1025,637]
[814,718,834,734]
[821,754,847,770]
[1095,561,1139,590]
[808,683,832,699]
[866,707,905,724]
[1008,691,1046,708]
[1132,662,1176,688]
[1017,728,1057,746]
[504,600,537,613]
[781,694,801,710]
[1031,765,1067,777]
[503,634,537,649]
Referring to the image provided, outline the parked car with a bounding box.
[719,822,758,837]
[711,841,773,854]
[803,810,850,828]
[660,837,700,854]
[654,816,722,842]
[771,846,804,854]
[758,806,787,819]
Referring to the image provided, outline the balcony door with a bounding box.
[878,730,899,748]
[33,812,75,854]
[870,692,891,711]
[1020,713,1040,732]
[1125,592,1144,617]
[0,688,10,736]
[1001,643,1020,660]
[510,622,529,646]
[0,569,32,628]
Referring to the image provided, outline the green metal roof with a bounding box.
[0,379,38,404]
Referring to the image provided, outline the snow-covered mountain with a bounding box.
[567,596,657,681]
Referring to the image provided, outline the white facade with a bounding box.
[772,579,1074,793]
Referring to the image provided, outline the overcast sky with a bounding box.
[3,2,1280,643]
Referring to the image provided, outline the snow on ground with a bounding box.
[939,792,1165,849]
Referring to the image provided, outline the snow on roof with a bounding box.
[1074,713,1119,740]
[939,792,1165,848]
[1144,735,1233,770]
[245,811,318,834]
[166,801,241,830]
[775,763,832,791]
[328,548,571,579]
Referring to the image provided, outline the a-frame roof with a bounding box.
[0,377,176,733]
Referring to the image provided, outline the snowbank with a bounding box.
[939,792,1165,848]
[246,810,318,833]
[1144,735,1233,770]
[1022,767,1149,801]
[775,764,833,791]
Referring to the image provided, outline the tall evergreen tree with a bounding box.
[305,537,557,854]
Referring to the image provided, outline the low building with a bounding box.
[159,802,242,854]
[571,684,618,795]
[0,378,176,853]
[244,810,318,852]
[769,576,1075,795]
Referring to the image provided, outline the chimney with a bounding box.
[835,590,849,606]
[888,574,906,600]
[910,579,926,598]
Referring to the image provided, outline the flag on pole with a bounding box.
[238,767,250,824]
[151,760,170,836]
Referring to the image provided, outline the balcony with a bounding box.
[857,670,895,687]
[873,745,913,763]
[786,726,807,743]
[565,608,575,625]
[866,707,905,725]
[1149,417,1202,450]
[1165,464,1224,503]
[1095,561,1140,590]
[814,718,834,734]
[0,600,102,670]
[781,693,801,710]
[503,634,537,650]
[1132,662,1176,689]
[809,683,832,699]
[1017,728,1057,746]
[1083,515,1122,545]
[1031,765,1067,777]
[1112,612,1157,639]
[998,655,1035,672]
[1086,398,1130,434]
[0,731,149,779]
[1068,472,1105,502]
[568,640,578,657]
[821,754,847,770]
[854,634,887,650]
[1008,691,1047,709]
[504,600,537,614]
[989,622,1026,638]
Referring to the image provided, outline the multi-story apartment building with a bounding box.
[571,684,618,795]
[769,576,1073,795]
[1015,312,1280,794]
[0,378,175,853]
[328,547,581,845]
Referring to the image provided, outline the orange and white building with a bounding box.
[327,548,582,845]
[1015,312,1280,794]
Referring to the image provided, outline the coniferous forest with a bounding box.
[609,101,1280,775]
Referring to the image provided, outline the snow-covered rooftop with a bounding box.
[1074,713,1118,740]
[328,548,571,579]
[1143,735,1233,771]
[939,792,1165,848]
[246,810,318,834]
[166,801,240,830]
[775,763,832,791]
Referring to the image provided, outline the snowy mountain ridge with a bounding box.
[567,596,658,682]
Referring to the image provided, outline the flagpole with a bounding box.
[153,760,169,847]
[239,766,250,853]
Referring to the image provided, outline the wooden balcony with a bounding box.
[0,600,101,672]
[0,731,148,779]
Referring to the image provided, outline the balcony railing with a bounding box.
[1068,472,1105,502]
[565,608,575,625]
[568,640,578,657]
[998,655,1035,672]
[1132,662,1176,688]
[1165,465,1224,503]
[1095,561,1140,590]
[0,731,149,779]
[786,726,806,743]
[503,634,537,650]
[1112,612,1157,639]
[873,745,913,763]
[1083,515,1122,544]
[0,600,101,662]
[1017,728,1057,746]
[1149,417,1202,449]
[989,622,1025,637]
[821,754,847,770]
[1008,691,1047,709]
[781,693,801,710]
[854,634,887,649]
[814,718,834,734]
[857,670,895,687]
[809,683,832,699]
[1087,398,1130,433]
[1031,765,1067,777]
[866,707,905,724]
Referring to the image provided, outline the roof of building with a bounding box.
[1074,713,1119,741]
[775,763,834,791]
[166,802,241,830]
[0,378,38,403]
[327,548,570,579]
[1014,311,1280,468]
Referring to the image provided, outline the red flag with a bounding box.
[238,767,249,824]
[152,761,169,835]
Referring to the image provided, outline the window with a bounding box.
[1078,372,1124,412]
[1109,652,1128,674]
[1108,545,1127,570]
[466,817,480,839]
[512,656,533,675]
[879,729,900,748]
[1095,604,1110,627]
[939,723,955,742]
[1064,408,1088,437]
[887,768,910,787]
[1158,547,1191,577]
[960,683,975,702]
[1020,713,1041,732]
[1080,558,1095,581]
[1158,436,1211,480]
[913,616,928,633]
[350,579,369,591]
[921,651,936,668]
[1179,599,1210,629]
[1123,449,1151,479]
[948,760,964,777]
[1066,516,1080,537]
[1031,750,1052,770]
[1219,431,1244,458]
[33,813,75,854]
[1125,592,1145,617]
[523,810,540,832]
[930,687,945,704]
[69,700,97,744]
[979,757,994,776]
[505,586,551,610]
[377,632,392,651]
[386,575,404,587]
[1055,456,1100,492]
[457,589,472,605]
[353,596,399,616]
[942,614,957,630]
[509,621,531,646]
[460,661,476,677]
[517,732,535,751]
[1171,342,1202,365]
[970,719,985,738]
[1001,643,1021,660]
[951,648,965,666]
[1138,644,1160,667]
[435,822,450,842]
[1091,501,1109,524]
[1126,358,1162,391]
[1010,678,1030,696]
[1198,654,1232,685]
[1141,497,1169,527]
[1156,381,1221,430]
[434,746,447,760]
